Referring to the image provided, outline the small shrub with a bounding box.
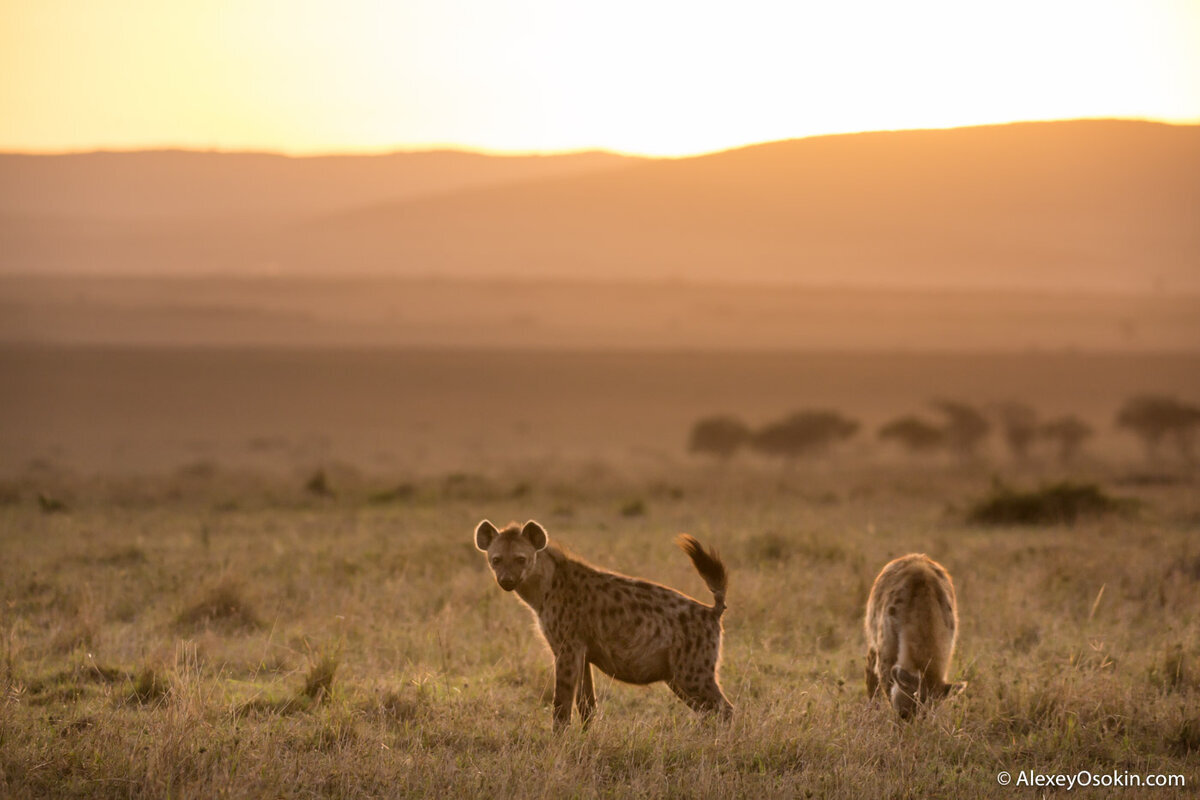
[128,667,171,705]
[1039,415,1094,464]
[932,400,990,458]
[688,415,752,461]
[50,622,96,654]
[1166,553,1200,582]
[878,415,944,453]
[742,531,790,564]
[1010,623,1041,654]
[1169,718,1200,757]
[236,695,307,716]
[375,688,424,723]
[235,654,338,716]
[1158,645,1198,692]
[966,481,1132,526]
[301,655,339,703]
[1116,395,1200,461]
[304,469,335,497]
[97,545,147,567]
[995,402,1039,461]
[37,492,68,514]
[620,498,647,517]
[176,580,261,632]
[752,410,859,461]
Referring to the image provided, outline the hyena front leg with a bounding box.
[865,647,880,699]
[576,661,596,727]
[552,643,586,730]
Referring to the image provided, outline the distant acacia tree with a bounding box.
[752,410,859,462]
[878,416,945,454]
[995,402,1038,462]
[1116,395,1200,462]
[1039,415,1094,465]
[305,468,335,497]
[932,400,991,459]
[687,415,751,462]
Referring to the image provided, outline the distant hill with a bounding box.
[2,121,1197,291]
[0,148,637,220]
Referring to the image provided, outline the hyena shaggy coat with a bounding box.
[474,519,732,729]
[864,553,967,718]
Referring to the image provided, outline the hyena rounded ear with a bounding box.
[522,520,548,550]
[475,520,498,551]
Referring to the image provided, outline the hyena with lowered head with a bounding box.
[864,553,967,718]
[474,519,732,729]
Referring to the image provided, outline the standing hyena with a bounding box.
[864,553,967,718]
[474,519,733,729]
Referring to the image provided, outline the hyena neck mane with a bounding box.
[513,545,566,612]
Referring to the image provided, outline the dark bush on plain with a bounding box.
[176,580,262,632]
[688,415,752,461]
[37,493,68,514]
[932,400,990,458]
[1039,415,1094,464]
[620,498,647,517]
[1115,395,1200,462]
[878,415,944,453]
[128,667,170,705]
[966,481,1130,526]
[301,656,339,703]
[752,410,859,461]
[995,402,1038,461]
[304,468,335,497]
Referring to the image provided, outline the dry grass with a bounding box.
[1,460,1197,798]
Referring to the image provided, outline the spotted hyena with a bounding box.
[474,519,732,729]
[864,553,967,718]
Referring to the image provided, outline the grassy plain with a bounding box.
[2,460,1198,798]
[1,346,1198,798]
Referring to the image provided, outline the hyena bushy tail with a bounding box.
[675,534,728,616]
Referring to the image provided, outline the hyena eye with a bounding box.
[515,556,527,566]
[490,556,501,566]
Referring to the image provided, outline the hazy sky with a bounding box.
[2,0,1197,156]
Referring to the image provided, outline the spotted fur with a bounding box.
[864,553,967,718]
[475,519,732,729]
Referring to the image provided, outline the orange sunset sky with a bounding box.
[1,0,1198,157]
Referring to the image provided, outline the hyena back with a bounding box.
[474,519,732,729]
[864,553,966,718]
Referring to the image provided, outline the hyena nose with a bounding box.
[498,578,518,591]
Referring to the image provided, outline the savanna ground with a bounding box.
[1,346,1198,798]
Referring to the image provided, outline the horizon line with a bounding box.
[4,271,1198,301]
[2,115,1196,161]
